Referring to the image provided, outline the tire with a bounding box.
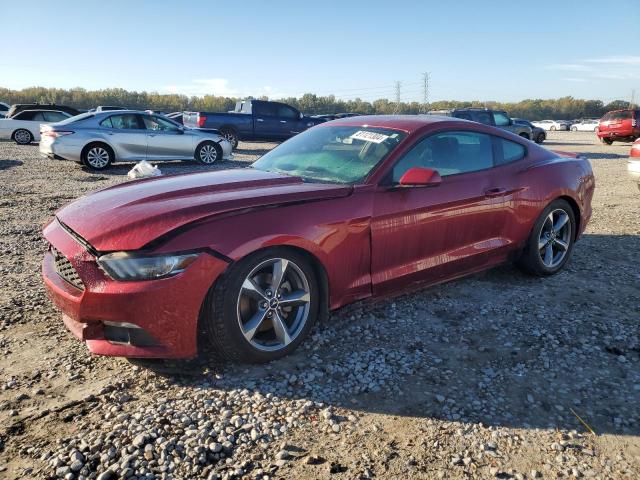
[82,143,114,170]
[517,199,576,276]
[519,133,530,140]
[202,248,320,363]
[570,127,577,132]
[195,141,222,165]
[13,129,33,145]
[550,126,556,131]
[219,127,239,150]
[535,133,545,144]
[600,137,613,145]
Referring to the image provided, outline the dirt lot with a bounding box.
[0,131,638,480]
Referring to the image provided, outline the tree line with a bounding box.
[0,86,632,120]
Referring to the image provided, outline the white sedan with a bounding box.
[570,119,599,132]
[531,120,569,131]
[0,109,72,144]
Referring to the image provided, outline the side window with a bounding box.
[390,131,493,182]
[100,117,113,128]
[31,112,46,121]
[492,111,511,127]
[43,111,68,122]
[14,111,34,120]
[453,112,472,120]
[494,137,526,166]
[619,111,632,120]
[277,105,298,119]
[108,114,143,129]
[601,113,610,121]
[142,115,179,131]
[253,102,277,117]
[470,111,492,125]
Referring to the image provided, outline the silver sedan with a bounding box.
[39,110,233,170]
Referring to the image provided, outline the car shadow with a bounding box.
[84,159,255,176]
[0,159,23,171]
[134,233,640,437]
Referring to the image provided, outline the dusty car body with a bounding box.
[42,115,595,362]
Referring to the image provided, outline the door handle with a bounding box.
[280,120,287,124]
[256,118,264,122]
[484,187,507,197]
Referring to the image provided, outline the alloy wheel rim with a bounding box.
[200,144,218,163]
[237,258,311,352]
[15,130,30,144]
[87,147,109,168]
[538,209,572,268]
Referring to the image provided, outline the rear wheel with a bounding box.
[550,125,556,131]
[517,199,575,276]
[219,128,239,149]
[195,141,222,165]
[570,126,577,131]
[82,143,113,170]
[13,129,33,145]
[601,137,613,145]
[535,132,545,144]
[202,248,319,363]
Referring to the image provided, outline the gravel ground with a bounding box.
[0,131,638,480]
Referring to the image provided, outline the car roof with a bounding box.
[319,114,474,133]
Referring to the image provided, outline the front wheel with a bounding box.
[550,126,556,131]
[571,127,577,131]
[195,141,222,165]
[601,137,613,145]
[13,129,33,145]
[517,199,575,276]
[202,248,319,363]
[535,133,545,144]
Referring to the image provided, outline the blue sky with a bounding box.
[1,0,638,102]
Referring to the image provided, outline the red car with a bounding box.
[597,108,640,144]
[42,116,595,362]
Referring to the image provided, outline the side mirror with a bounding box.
[299,112,304,119]
[398,167,441,187]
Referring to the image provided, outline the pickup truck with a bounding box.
[183,99,323,148]
[427,108,533,140]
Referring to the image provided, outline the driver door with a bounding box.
[143,114,193,159]
[370,130,508,296]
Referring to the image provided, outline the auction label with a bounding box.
[350,131,389,144]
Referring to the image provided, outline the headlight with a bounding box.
[97,252,199,281]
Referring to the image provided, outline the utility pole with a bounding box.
[394,81,401,114]
[421,72,431,113]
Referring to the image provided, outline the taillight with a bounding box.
[42,130,74,138]
[197,115,206,128]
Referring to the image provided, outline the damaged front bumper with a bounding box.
[42,219,228,358]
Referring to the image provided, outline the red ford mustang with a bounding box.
[42,116,595,362]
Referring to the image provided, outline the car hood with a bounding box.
[55,168,352,252]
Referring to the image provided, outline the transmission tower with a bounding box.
[393,81,401,114]
[421,72,431,113]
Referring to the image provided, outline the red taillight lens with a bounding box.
[197,115,206,128]
[42,130,74,138]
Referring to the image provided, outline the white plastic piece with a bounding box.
[127,160,161,179]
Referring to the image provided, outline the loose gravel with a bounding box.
[0,131,638,479]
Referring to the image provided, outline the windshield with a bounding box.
[56,112,95,124]
[252,126,406,184]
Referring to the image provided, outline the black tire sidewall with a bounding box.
[195,141,222,165]
[520,199,576,276]
[220,128,239,149]
[204,248,320,363]
[14,129,33,145]
[82,143,113,170]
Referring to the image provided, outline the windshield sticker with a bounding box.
[350,130,390,144]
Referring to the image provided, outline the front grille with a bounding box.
[51,246,84,290]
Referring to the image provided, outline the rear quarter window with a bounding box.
[494,137,526,166]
